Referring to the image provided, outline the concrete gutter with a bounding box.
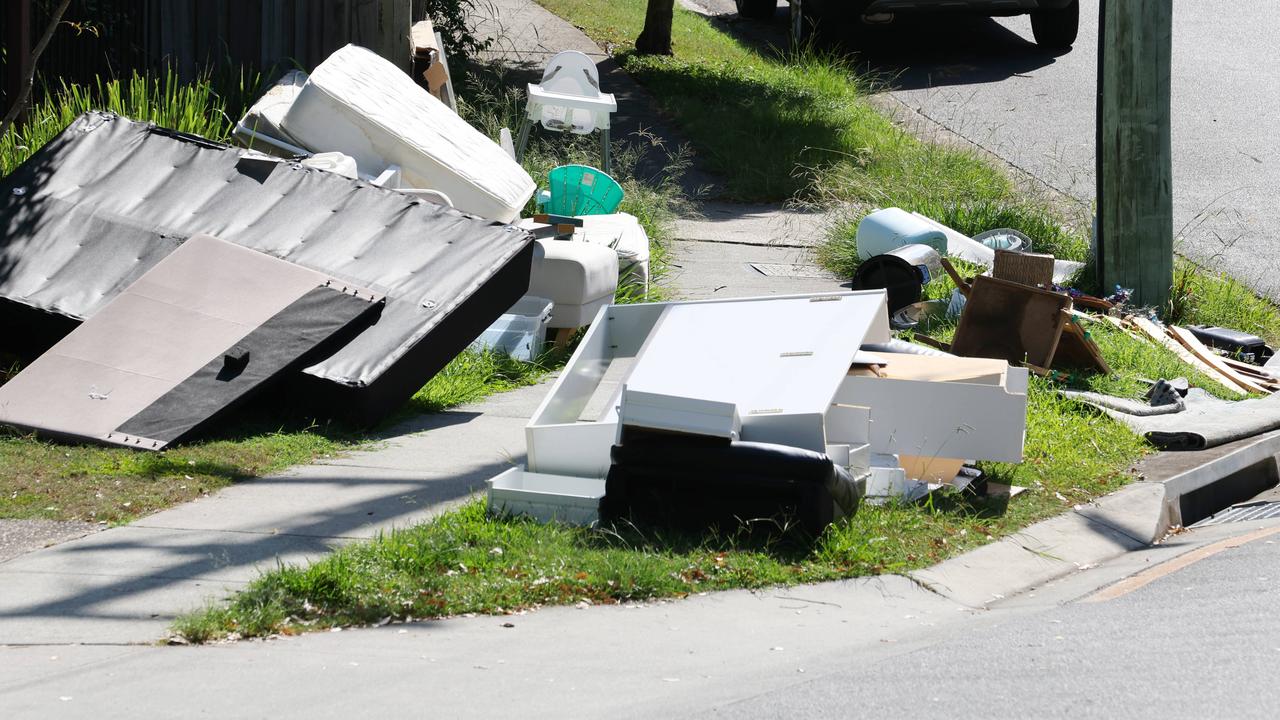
[909,430,1280,608]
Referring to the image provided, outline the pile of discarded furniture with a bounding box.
[11,35,1279,538]
[845,207,1280,456]
[0,41,644,445]
[487,291,1031,533]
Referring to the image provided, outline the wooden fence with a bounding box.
[148,0,412,78]
[3,0,414,115]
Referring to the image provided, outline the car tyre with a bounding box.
[1030,0,1079,51]
[735,0,778,21]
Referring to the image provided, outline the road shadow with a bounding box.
[698,4,1065,92]
[841,14,1065,92]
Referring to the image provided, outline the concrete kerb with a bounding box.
[908,431,1280,609]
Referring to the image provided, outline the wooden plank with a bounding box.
[171,0,195,79]
[1168,325,1271,395]
[1097,0,1174,309]
[1222,358,1277,381]
[379,0,412,70]
[2,0,32,122]
[1127,316,1246,396]
[261,0,285,72]
[1100,313,1149,344]
[294,0,315,69]
[951,275,1070,368]
[911,334,951,352]
[938,257,970,296]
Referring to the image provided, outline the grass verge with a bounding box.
[533,0,1080,262]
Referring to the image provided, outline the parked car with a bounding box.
[735,0,1080,51]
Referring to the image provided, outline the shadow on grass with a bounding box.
[617,49,859,201]
[588,485,1014,562]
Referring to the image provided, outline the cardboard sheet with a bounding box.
[0,235,381,449]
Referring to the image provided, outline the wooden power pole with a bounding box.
[1096,0,1174,311]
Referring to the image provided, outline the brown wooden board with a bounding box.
[1126,316,1246,397]
[951,275,1071,367]
[1053,313,1111,374]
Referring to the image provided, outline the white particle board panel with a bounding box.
[526,291,891,478]
[620,293,890,453]
[487,467,603,526]
[836,364,1029,463]
[620,391,741,440]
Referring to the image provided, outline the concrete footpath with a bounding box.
[0,384,545,645]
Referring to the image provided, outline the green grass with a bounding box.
[181,313,1226,642]
[535,0,1280,348]
[1168,260,1280,344]
[174,480,1116,643]
[1,70,246,175]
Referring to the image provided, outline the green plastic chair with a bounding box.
[540,165,624,216]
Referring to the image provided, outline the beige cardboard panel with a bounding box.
[50,292,251,382]
[0,354,174,440]
[899,455,966,483]
[126,235,337,325]
[878,354,1008,385]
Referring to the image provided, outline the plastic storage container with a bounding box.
[487,466,604,525]
[470,295,553,361]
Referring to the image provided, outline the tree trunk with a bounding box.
[0,0,71,142]
[635,0,675,55]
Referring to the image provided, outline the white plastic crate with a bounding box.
[470,295,553,362]
[487,466,604,526]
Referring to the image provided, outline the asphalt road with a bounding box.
[704,521,1280,719]
[694,1,1280,298]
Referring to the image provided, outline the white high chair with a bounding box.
[515,50,618,173]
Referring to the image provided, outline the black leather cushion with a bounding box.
[602,428,862,537]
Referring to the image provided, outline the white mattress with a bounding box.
[279,44,535,222]
[234,69,309,155]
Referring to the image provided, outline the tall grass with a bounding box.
[1,69,245,176]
